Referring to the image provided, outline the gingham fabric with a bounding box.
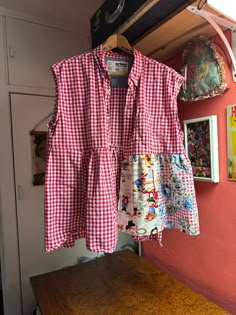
[45,45,200,253]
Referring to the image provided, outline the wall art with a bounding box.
[183,115,219,182]
[30,131,47,185]
[227,104,236,180]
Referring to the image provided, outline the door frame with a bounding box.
[0,91,55,315]
[0,15,23,314]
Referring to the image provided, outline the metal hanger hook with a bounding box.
[197,0,207,10]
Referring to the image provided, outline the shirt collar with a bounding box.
[93,44,143,87]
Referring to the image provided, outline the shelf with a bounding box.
[134,1,234,62]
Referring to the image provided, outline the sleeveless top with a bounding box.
[45,45,200,253]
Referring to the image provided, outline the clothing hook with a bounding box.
[197,0,207,10]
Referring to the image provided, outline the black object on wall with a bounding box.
[90,0,195,48]
[91,0,148,48]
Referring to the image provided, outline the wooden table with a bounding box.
[30,249,229,315]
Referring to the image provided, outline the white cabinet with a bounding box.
[6,17,88,89]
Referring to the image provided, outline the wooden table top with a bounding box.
[30,249,229,315]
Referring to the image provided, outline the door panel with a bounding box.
[6,17,87,89]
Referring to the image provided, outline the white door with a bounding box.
[10,93,97,315]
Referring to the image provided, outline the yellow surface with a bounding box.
[31,250,230,315]
[146,267,230,314]
[231,130,236,156]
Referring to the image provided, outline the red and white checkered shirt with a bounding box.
[45,45,199,253]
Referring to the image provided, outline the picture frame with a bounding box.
[183,115,219,183]
[226,104,236,181]
[30,131,47,186]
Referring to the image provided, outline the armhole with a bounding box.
[172,71,184,98]
[48,63,61,131]
[171,70,184,143]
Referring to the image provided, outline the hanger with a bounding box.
[102,34,133,55]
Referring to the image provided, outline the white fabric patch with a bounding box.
[107,60,129,75]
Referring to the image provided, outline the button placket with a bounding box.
[123,84,137,146]
[104,83,112,146]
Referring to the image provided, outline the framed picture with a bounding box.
[183,115,219,183]
[30,131,47,186]
[227,104,236,181]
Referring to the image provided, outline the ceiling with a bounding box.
[0,0,104,34]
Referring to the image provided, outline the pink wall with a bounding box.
[143,31,236,314]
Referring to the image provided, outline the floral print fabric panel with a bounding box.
[118,154,200,238]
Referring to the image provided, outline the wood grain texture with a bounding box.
[134,0,229,62]
[30,250,229,315]
[103,34,133,54]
